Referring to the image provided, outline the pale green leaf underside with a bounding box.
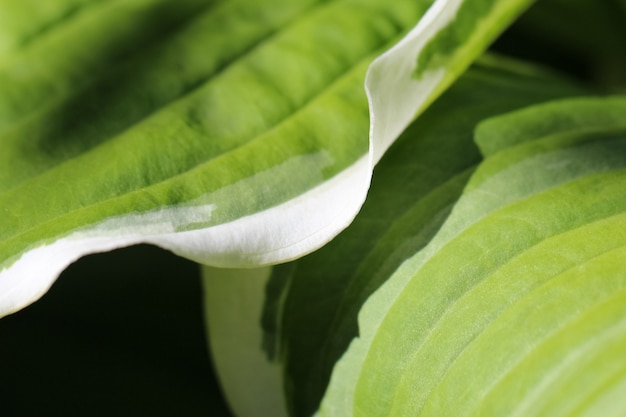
[0,0,531,318]
[317,96,626,417]
[202,266,285,417]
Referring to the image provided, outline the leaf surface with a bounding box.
[0,0,428,316]
[317,96,626,417]
[0,0,536,318]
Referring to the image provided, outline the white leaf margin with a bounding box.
[366,0,462,164]
[0,156,369,317]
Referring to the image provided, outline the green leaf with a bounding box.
[1,0,434,317]
[1,0,536,319]
[0,0,104,59]
[317,96,626,416]
[203,60,585,417]
[474,95,626,157]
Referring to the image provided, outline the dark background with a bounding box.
[0,245,232,416]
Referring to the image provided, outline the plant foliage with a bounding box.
[1,0,625,416]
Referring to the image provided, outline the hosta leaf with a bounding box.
[203,60,585,417]
[0,0,103,59]
[318,96,626,416]
[0,0,536,318]
[0,0,431,317]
